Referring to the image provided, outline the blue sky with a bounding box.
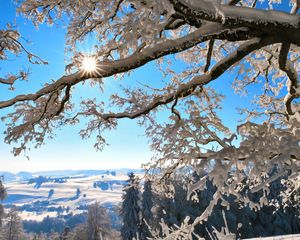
[0,1,157,172]
[0,0,285,172]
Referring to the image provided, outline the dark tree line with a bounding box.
[23,214,87,235]
[23,202,119,240]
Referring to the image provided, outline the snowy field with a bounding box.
[246,234,300,239]
[1,170,142,221]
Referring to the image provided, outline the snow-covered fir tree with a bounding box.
[141,180,153,240]
[121,173,141,240]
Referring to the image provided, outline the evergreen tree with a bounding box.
[47,189,54,199]
[141,180,153,240]
[120,173,141,240]
[152,177,199,232]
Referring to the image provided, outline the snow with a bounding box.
[1,170,143,221]
[245,234,300,240]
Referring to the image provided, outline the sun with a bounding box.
[81,56,97,73]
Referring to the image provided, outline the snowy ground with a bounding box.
[246,234,300,239]
[2,170,141,221]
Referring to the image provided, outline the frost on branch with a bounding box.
[0,25,47,90]
[1,88,73,156]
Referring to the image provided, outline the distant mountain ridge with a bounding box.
[0,168,144,183]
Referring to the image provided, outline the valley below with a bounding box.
[0,169,142,222]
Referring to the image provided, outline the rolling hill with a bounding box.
[1,169,143,221]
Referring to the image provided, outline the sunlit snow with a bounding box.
[2,171,142,221]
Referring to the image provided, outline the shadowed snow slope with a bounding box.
[1,169,143,221]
